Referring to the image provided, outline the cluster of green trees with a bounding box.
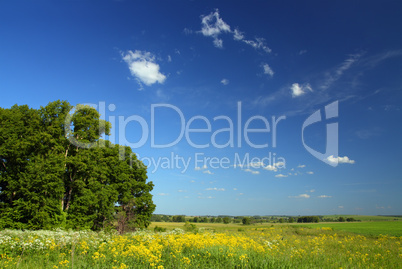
[152,215,363,225]
[152,215,235,224]
[338,217,357,222]
[297,216,320,223]
[0,101,155,231]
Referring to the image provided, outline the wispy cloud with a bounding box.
[243,168,260,175]
[289,194,310,199]
[196,164,208,171]
[221,78,229,85]
[291,83,313,98]
[199,9,231,48]
[198,9,271,53]
[237,161,284,173]
[203,170,214,175]
[205,187,225,191]
[262,63,274,77]
[122,50,166,88]
[318,195,332,198]
[321,53,363,90]
[326,155,355,164]
[275,174,288,178]
[198,196,215,199]
[157,193,169,196]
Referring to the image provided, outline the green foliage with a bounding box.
[338,217,346,222]
[154,225,166,232]
[172,215,186,222]
[183,221,198,232]
[297,216,320,223]
[242,217,251,225]
[0,100,155,231]
[223,217,231,224]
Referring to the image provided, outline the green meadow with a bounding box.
[297,221,402,237]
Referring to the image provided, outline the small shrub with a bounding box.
[154,226,166,232]
[183,221,198,233]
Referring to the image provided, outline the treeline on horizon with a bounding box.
[151,214,361,224]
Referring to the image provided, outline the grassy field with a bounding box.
[323,215,402,221]
[150,220,402,237]
[1,225,401,268]
[297,221,402,237]
[1,219,401,268]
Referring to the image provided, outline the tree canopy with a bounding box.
[0,100,155,231]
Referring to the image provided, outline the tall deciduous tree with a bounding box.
[0,101,155,230]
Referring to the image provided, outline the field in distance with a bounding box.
[150,215,402,237]
[297,221,402,237]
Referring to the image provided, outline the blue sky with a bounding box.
[1,0,402,216]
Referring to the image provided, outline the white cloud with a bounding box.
[264,165,277,172]
[122,50,166,87]
[233,188,237,191]
[309,189,315,193]
[338,205,344,209]
[298,164,306,168]
[238,161,284,172]
[206,187,225,191]
[200,9,231,48]
[289,194,310,199]
[203,170,214,175]
[198,9,271,53]
[291,83,313,97]
[326,155,355,164]
[167,55,172,62]
[275,174,288,178]
[243,169,260,175]
[213,38,224,48]
[221,78,229,85]
[306,171,314,175]
[233,28,244,40]
[243,38,271,53]
[262,63,274,77]
[318,195,332,198]
[196,165,208,171]
[178,190,187,193]
[157,193,169,196]
[299,50,307,55]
